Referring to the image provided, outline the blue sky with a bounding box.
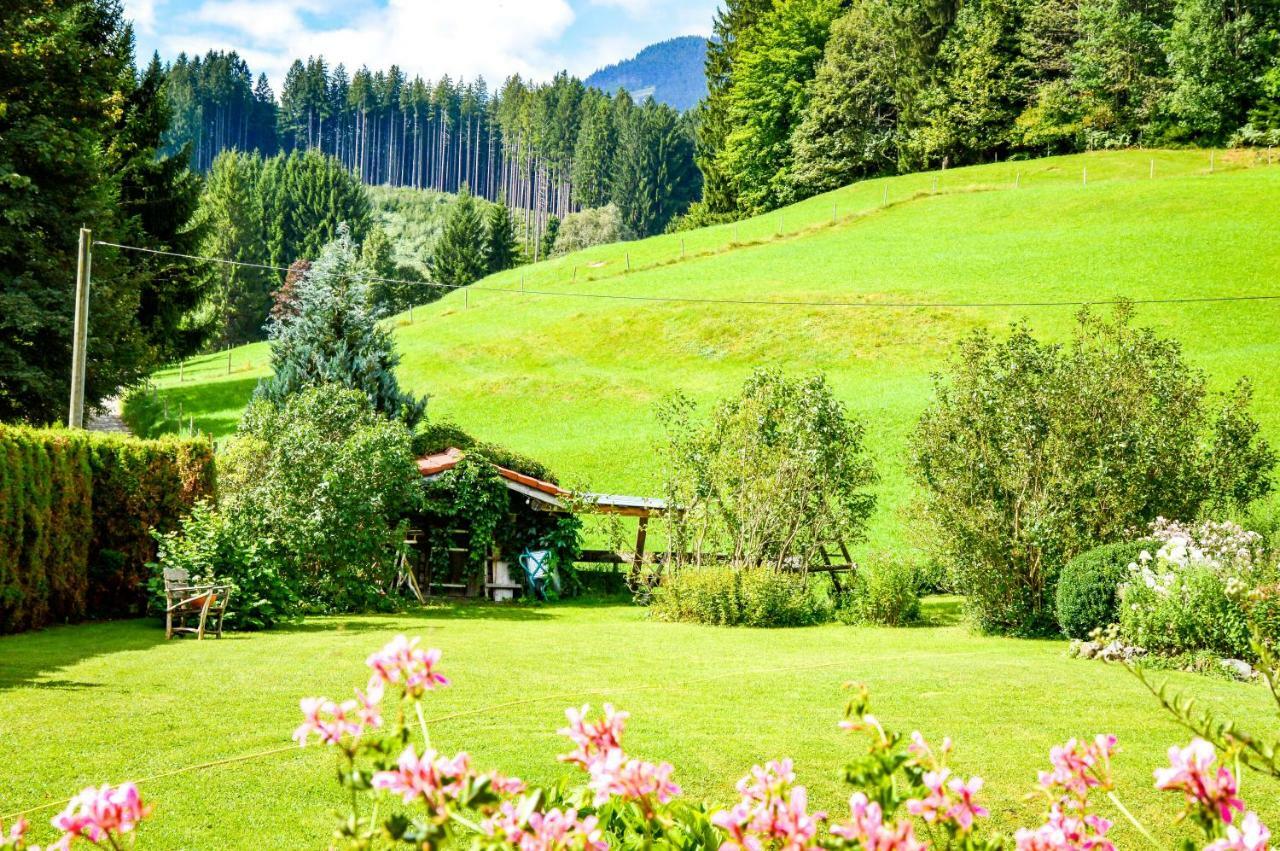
[124,0,721,89]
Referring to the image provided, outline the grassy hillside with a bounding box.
[129,149,1280,548]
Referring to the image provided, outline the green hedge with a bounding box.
[0,425,214,632]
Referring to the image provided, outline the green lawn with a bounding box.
[126,148,1280,548]
[2,599,1276,848]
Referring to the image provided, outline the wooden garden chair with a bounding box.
[163,567,232,640]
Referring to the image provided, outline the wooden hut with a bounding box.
[412,448,668,599]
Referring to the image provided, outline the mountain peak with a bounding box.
[585,35,708,112]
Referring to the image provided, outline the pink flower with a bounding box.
[354,678,384,728]
[906,731,954,769]
[906,769,988,834]
[292,696,368,746]
[1204,811,1271,851]
[714,761,825,851]
[1154,739,1245,824]
[1014,805,1116,851]
[49,783,151,849]
[557,704,628,768]
[1038,735,1117,800]
[371,745,472,814]
[0,818,28,849]
[830,793,926,851]
[485,771,528,796]
[366,635,449,698]
[484,800,608,851]
[586,749,681,807]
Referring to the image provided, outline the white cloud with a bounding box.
[124,0,160,34]
[166,0,578,85]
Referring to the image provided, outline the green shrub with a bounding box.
[1055,540,1155,639]
[1119,566,1254,659]
[150,501,298,631]
[413,420,559,483]
[910,306,1275,636]
[838,556,921,626]
[0,425,212,633]
[913,558,952,596]
[221,386,418,613]
[649,566,830,627]
[658,369,877,571]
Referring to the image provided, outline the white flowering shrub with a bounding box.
[1119,519,1275,660]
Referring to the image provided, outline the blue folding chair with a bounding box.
[519,549,560,601]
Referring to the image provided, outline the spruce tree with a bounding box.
[1,0,206,420]
[571,94,617,208]
[199,151,273,345]
[484,202,520,274]
[429,186,488,287]
[114,51,210,365]
[256,226,425,426]
[613,102,700,237]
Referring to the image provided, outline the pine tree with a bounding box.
[484,202,519,274]
[113,51,210,365]
[256,226,425,425]
[694,0,777,217]
[429,186,488,287]
[199,151,273,345]
[571,94,618,208]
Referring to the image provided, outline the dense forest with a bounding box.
[161,54,700,250]
[690,0,1280,221]
[1,3,205,422]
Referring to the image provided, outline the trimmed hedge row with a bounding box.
[0,425,214,633]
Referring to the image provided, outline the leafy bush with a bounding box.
[0,425,213,633]
[910,305,1275,636]
[1055,539,1155,639]
[1118,519,1274,660]
[552,204,633,255]
[658,369,877,571]
[1120,565,1255,659]
[649,566,830,627]
[413,420,558,483]
[838,555,921,626]
[221,386,419,613]
[150,501,298,631]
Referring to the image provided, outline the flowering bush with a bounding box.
[1,782,152,850]
[14,633,1279,849]
[279,636,1275,850]
[1119,519,1274,660]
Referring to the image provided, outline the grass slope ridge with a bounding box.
[131,149,1280,547]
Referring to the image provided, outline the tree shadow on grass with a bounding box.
[0,618,165,693]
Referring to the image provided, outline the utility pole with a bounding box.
[67,228,92,429]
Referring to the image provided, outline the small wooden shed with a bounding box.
[413,448,668,599]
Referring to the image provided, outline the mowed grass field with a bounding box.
[3,600,1277,848]
[127,149,1280,546]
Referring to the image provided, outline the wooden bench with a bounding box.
[163,567,232,640]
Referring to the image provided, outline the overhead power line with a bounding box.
[93,240,1280,311]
